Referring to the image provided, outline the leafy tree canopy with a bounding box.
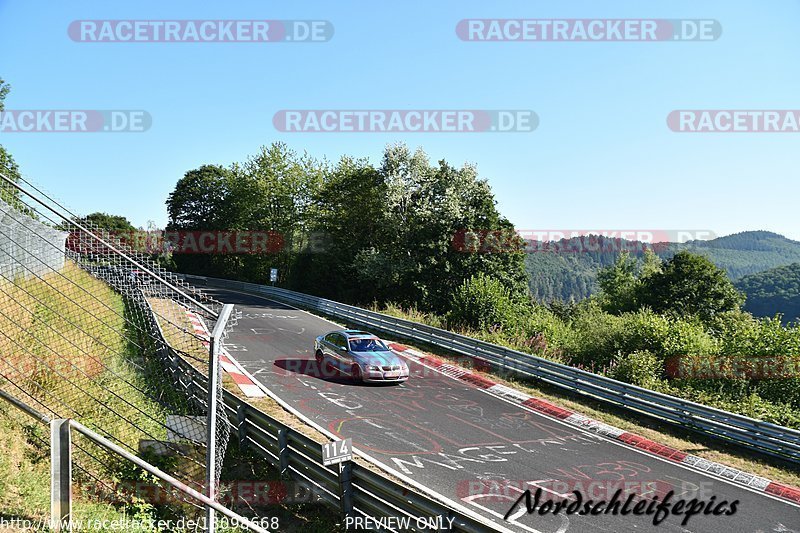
[78,212,137,232]
[0,77,22,205]
[638,250,744,324]
[165,142,530,314]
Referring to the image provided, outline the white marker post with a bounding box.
[322,438,353,518]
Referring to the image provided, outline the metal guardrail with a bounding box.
[145,295,500,533]
[185,274,800,466]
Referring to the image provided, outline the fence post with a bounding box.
[205,304,234,533]
[50,418,72,532]
[338,461,353,519]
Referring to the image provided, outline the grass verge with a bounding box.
[0,262,180,530]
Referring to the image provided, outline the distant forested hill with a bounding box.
[524,236,647,301]
[668,231,800,279]
[525,231,800,304]
[525,252,598,301]
[735,262,800,323]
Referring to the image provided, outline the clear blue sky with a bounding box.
[1,0,798,240]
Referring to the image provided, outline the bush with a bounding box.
[676,386,800,427]
[755,378,800,409]
[567,306,717,369]
[520,305,578,356]
[718,314,800,356]
[447,273,526,330]
[615,310,672,356]
[566,301,625,367]
[380,291,800,428]
[664,316,719,356]
[607,350,663,388]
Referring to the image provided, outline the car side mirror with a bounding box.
[339,346,348,351]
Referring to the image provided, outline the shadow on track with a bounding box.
[274,358,400,387]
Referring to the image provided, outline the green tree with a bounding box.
[0,77,9,109]
[166,164,235,276]
[377,144,529,312]
[294,143,530,311]
[227,143,324,282]
[293,157,389,300]
[77,212,136,232]
[164,143,529,312]
[597,249,663,314]
[448,273,525,330]
[639,250,744,323]
[640,248,663,278]
[166,145,326,281]
[597,251,638,313]
[0,77,22,206]
[167,164,233,230]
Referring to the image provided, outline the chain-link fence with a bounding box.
[0,171,237,526]
[0,195,67,279]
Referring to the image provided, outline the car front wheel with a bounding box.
[351,364,362,383]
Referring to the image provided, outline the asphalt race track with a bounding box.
[207,288,800,533]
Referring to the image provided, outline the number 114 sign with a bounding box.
[322,438,352,466]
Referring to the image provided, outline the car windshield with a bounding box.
[348,338,390,352]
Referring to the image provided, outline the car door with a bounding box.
[325,333,347,371]
[339,337,356,372]
[322,333,339,361]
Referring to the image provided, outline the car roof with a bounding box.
[339,330,376,339]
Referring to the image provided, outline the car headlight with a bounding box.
[368,365,381,371]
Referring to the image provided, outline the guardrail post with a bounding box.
[50,418,72,532]
[277,427,290,477]
[338,461,353,519]
[678,404,696,429]
[236,403,248,450]
[439,509,455,532]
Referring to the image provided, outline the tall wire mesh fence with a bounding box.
[0,171,236,523]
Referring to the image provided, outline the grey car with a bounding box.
[314,330,409,383]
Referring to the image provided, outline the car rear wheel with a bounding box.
[351,364,362,383]
[315,350,330,376]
